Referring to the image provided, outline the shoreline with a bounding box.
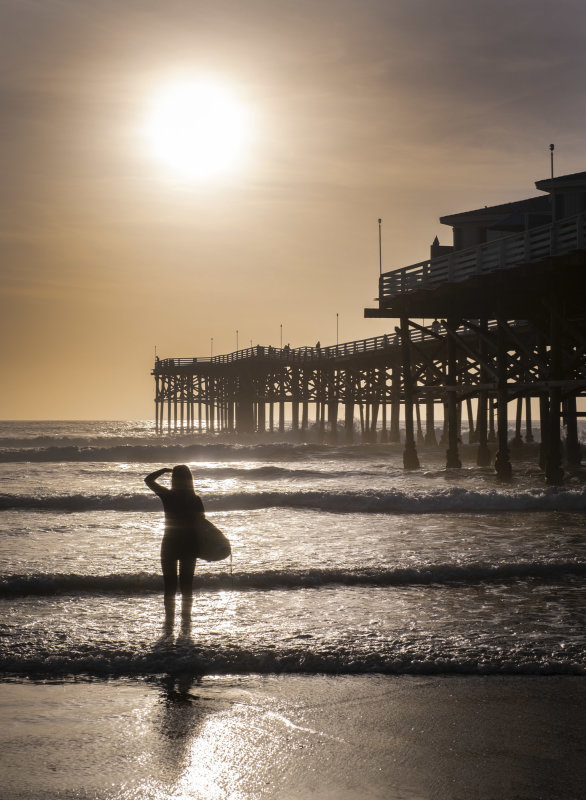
[1,674,585,799]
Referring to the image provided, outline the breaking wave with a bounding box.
[1,641,583,678]
[1,486,585,514]
[3,560,585,597]
[0,442,379,463]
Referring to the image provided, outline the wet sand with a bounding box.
[1,675,585,800]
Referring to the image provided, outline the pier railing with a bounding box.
[379,212,586,302]
[156,336,400,369]
[157,332,420,370]
[154,322,511,371]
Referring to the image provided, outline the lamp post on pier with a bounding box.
[378,218,382,275]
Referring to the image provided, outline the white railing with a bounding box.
[379,212,586,301]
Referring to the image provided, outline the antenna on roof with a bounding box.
[378,218,382,275]
[549,143,555,179]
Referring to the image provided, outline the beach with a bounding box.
[1,420,585,798]
[2,675,585,800]
[3,0,586,794]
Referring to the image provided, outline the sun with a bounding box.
[145,78,250,182]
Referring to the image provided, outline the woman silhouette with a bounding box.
[145,465,204,603]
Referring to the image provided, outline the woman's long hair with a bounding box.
[171,464,194,492]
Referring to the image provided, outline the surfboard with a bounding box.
[193,516,231,562]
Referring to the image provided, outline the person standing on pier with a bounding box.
[145,465,204,619]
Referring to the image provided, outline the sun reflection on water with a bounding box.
[177,715,245,800]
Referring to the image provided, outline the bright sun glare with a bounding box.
[146,78,250,182]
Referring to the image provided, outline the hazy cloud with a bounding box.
[1,0,585,416]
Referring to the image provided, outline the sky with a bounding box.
[1,0,586,419]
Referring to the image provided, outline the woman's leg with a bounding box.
[161,540,178,597]
[179,557,196,598]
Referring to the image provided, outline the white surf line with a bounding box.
[184,689,348,743]
[232,703,348,744]
[182,692,345,745]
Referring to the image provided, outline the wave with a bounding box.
[0,441,353,463]
[25,463,356,481]
[2,560,585,597]
[2,486,586,514]
[1,641,583,678]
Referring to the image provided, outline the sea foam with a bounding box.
[1,639,583,678]
[1,486,585,514]
[2,560,585,597]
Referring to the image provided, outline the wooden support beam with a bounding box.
[400,315,420,469]
[328,400,338,443]
[458,319,499,352]
[390,361,401,443]
[545,304,564,484]
[542,299,586,349]
[512,396,524,446]
[497,320,547,373]
[441,320,499,381]
[415,400,424,446]
[424,372,438,446]
[445,318,462,468]
[407,338,446,383]
[524,395,534,443]
[495,320,512,480]
[345,399,355,443]
[476,319,491,466]
[257,401,266,433]
[564,396,581,466]
[466,397,475,444]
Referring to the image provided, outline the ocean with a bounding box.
[2,420,586,799]
[1,419,585,679]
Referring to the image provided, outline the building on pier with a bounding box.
[152,169,585,483]
[365,169,586,482]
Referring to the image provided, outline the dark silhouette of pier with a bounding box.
[152,169,586,483]
[153,334,408,442]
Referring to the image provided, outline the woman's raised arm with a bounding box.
[145,468,172,495]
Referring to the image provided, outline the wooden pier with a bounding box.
[152,170,586,483]
[153,334,410,443]
[365,171,586,483]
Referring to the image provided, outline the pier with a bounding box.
[152,170,586,483]
[153,334,409,443]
